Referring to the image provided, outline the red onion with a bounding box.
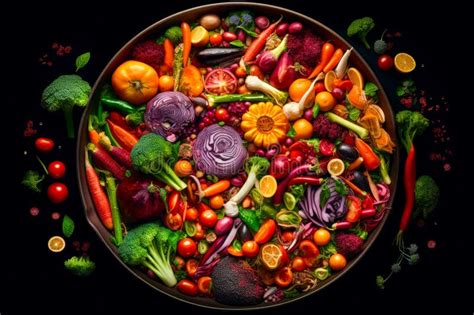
[288,22,303,34]
[269,52,296,90]
[276,23,289,36]
[215,217,234,235]
[256,35,288,73]
[255,16,270,30]
[223,32,237,42]
[269,154,290,179]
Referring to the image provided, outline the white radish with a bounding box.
[335,48,353,79]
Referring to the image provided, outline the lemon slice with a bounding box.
[191,26,210,47]
[327,158,345,176]
[260,243,283,270]
[258,175,278,198]
[48,236,65,253]
[347,67,364,89]
[394,53,416,73]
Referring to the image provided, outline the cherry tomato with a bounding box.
[281,230,295,243]
[168,191,183,213]
[199,209,218,228]
[209,33,223,46]
[47,183,68,204]
[204,69,238,95]
[174,256,185,270]
[254,219,276,245]
[314,82,325,94]
[215,108,230,123]
[186,258,199,276]
[165,212,183,231]
[237,85,250,94]
[48,161,66,179]
[319,139,335,156]
[345,196,362,223]
[177,279,198,296]
[242,240,260,258]
[235,67,247,78]
[197,276,212,295]
[185,207,198,221]
[291,256,307,272]
[299,240,320,267]
[275,267,293,287]
[289,150,305,162]
[313,228,331,246]
[177,238,197,258]
[193,222,205,241]
[378,54,394,71]
[329,253,347,271]
[35,137,55,152]
[249,65,264,80]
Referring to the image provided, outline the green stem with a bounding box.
[36,156,49,175]
[105,176,123,245]
[64,106,75,138]
[207,93,270,107]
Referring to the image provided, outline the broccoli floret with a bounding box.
[347,17,375,49]
[130,133,186,191]
[396,110,430,152]
[225,10,255,33]
[118,223,184,287]
[164,26,182,45]
[414,176,439,219]
[41,74,91,138]
[64,256,96,276]
[21,170,44,192]
[373,29,388,54]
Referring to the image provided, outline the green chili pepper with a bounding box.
[238,208,261,233]
[101,97,138,115]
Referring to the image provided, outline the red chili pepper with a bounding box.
[288,176,324,186]
[355,138,381,171]
[345,196,362,223]
[108,111,132,131]
[361,209,376,219]
[399,144,416,232]
[332,221,354,230]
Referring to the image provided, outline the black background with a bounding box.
[1,1,469,314]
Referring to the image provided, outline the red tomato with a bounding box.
[177,238,197,258]
[193,222,205,240]
[299,240,320,267]
[204,69,238,95]
[47,183,68,204]
[254,219,276,244]
[174,256,185,270]
[378,55,394,71]
[215,108,230,122]
[319,139,335,156]
[48,161,66,179]
[177,279,198,296]
[235,67,247,78]
[185,207,198,221]
[199,209,218,228]
[168,191,183,213]
[333,79,353,91]
[35,137,55,152]
[242,240,260,258]
[345,196,362,223]
[291,256,307,272]
[314,82,325,93]
[249,65,264,80]
[197,276,212,295]
[275,267,293,287]
[289,150,305,162]
[209,33,223,46]
[165,212,183,231]
[186,258,199,276]
[281,230,295,243]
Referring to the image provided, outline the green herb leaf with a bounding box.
[21,170,45,193]
[290,184,306,202]
[391,263,401,273]
[348,106,361,121]
[313,103,320,118]
[206,174,219,183]
[364,82,378,97]
[396,86,406,97]
[237,25,258,37]
[175,269,187,282]
[287,126,296,137]
[232,239,242,251]
[319,182,330,208]
[75,52,91,72]
[159,187,168,212]
[230,40,245,47]
[62,215,75,238]
[156,36,166,44]
[334,179,349,196]
[218,121,225,126]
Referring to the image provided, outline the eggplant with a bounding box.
[337,143,359,162]
[196,48,244,66]
[352,171,370,192]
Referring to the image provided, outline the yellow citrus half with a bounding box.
[394,53,416,73]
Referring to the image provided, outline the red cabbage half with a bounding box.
[193,124,247,178]
[145,91,195,142]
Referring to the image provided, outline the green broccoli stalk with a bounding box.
[131,133,187,191]
[41,75,91,138]
[326,112,369,139]
[414,175,439,219]
[206,93,270,107]
[224,156,270,217]
[395,110,430,153]
[21,170,45,192]
[64,256,96,276]
[378,154,391,185]
[118,223,184,287]
[347,17,375,49]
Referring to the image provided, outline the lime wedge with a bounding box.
[283,192,297,210]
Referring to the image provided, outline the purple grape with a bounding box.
[331,87,345,100]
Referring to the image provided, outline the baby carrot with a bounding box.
[323,48,343,73]
[200,179,231,198]
[181,22,191,67]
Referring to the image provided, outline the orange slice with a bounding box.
[347,67,364,89]
[348,85,367,110]
[48,236,65,253]
[365,104,385,123]
[258,175,278,198]
[261,243,283,270]
[327,158,345,176]
[191,26,210,47]
[324,71,336,92]
[394,53,416,73]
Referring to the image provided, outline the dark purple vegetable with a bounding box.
[239,224,252,242]
[299,178,347,228]
[269,52,296,90]
[116,175,165,223]
[196,48,244,66]
[255,16,270,30]
[215,217,234,236]
[337,143,359,162]
[193,124,248,178]
[256,35,288,73]
[353,171,370,192]
[145,91,195,142]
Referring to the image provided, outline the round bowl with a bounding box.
[76,2,399,310]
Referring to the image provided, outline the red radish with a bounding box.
[87,143,125,180]
[85,151,113,230]
[270,154,290,179]
[269,52,296,90]
[99,133,132,169]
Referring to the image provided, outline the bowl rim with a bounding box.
[76,2,399,310]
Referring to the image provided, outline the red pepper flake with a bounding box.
[81,241,90,252]
[427,240,436,249]
[52,42,59,49]
[64,46,72,54]
[51,212,61,220]
[443,163,451,172]
[30,206,40,216]
[24,120,37,137]
[72,240,81,251]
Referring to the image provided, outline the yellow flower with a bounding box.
[241,102,289,148]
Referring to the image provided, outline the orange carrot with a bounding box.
[181,22,191,67]
[340,176,367,197]
[243,16,282,63]
[85,151,113,230]
[323,48,343,73]
[89,129,100,146]
[309,42,335,79]
[107,119,138,152]
[164,38,174,69]
[200,179,231,198]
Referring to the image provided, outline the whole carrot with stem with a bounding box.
[181,22,191,67]
[243,16,283,63]
[85,151,113,230]
[163,38,174,69]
